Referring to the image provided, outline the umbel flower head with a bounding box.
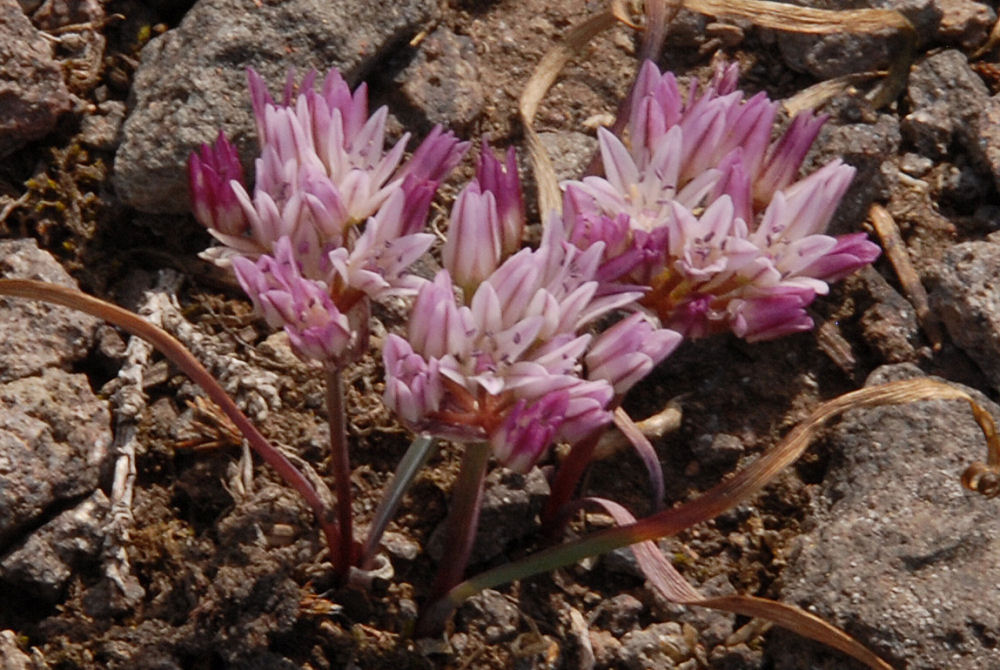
[384,146,680,472]
[189,67,468,363]
[561,60,881,342]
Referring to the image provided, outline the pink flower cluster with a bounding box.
[562,61,880,341]
[190,61,879,473]
[383,147,680,472]
[189,68,468,364]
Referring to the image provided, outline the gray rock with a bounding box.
[856,267,924,363]
[79,100,126,150]
[602,544,643,578]
[394,26,483,129]
[428,467,549,565]
[898,151,934,177]
[902,50,989,158]
[379,530,420,561]
[935,157,993,205]
[935,0,996,49]
[811,114,900,230]
[589,629,623,668]
[619,621,697,669]
[654,574,738,650]
[0,366,111,459]
[691,433,745,469]
[0,490,109,601]
[972,94,1000,192]
[0,239,100,383]
[0,368,110,546]
[457,589,520,643]
[0,0,72,155]
[17,0,42,13]
[472,467,549,563]
[709,643,763,670]
[601,536,686,581]
[777,0,938,79]
[114,0,437,214]
[928,238,1000,390]
[907,49,988,109]
[775,363,1000,669]
[537,131,597,182]
[902,105,953,159]
[0,629,49,670]
[591,593,644,636]
[657,9,711,51]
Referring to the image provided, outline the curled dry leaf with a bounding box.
[519,10,617,217]
[436,377,1000,661]
[586,497,893,670]
[782,71,884,117]
[0,278,345,558]
[868,203,944,351]
[520,0,915,219]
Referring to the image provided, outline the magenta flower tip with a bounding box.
[188,130,248,236]
[442,183,502,293]
[558,59,878,343]
[587,313,682,395]
[232,237,355,363]
[195,64,469,366]
[491,394,569,473]
[400,125,471,186]
[476,141,525,256]
[384,221,623,469]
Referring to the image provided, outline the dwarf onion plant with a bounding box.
[4,57,999,670]
[189,67,467,576]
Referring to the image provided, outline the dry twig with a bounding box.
[868,203,944,351]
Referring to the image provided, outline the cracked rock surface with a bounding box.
[0,240,108,553]
[776,363,1000,669]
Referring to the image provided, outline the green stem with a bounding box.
[325,364,354,577]
[416,442,491,636]
[423,424,784,632]
[420,522,633,632]
[360,434,437,569]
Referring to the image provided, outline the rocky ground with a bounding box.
[2,0,1000,668]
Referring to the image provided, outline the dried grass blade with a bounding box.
[587,497,892,669]
[682,0,914,107]
[782,71,884,116]
[441,378,1000,620]
[595,399,683,460]
[962,399,1000,497]
[971,13,1000,58]
[811,311,858,376]
[612,407,666,509]
[585,497,703,602]
[684,0,907,34]
[868,203,943,351]
[636,0,682,65]
[702,595,892,669]
[520,10,617,217]
[586,0,683,178]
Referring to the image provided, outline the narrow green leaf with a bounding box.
[360,434,437,567]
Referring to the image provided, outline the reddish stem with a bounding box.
[541,430,602,530]
[325,364,355,577]
[416,442,490,636]
[0,280,343,562]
